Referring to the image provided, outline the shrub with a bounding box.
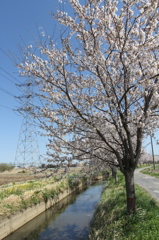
[68,178,79,189]
[42,189,51,203]
[30,192,41,205]
[20,198,28,209]
[0,163,14,172]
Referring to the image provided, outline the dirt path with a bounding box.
[134,168,159,202]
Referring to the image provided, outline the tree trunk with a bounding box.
[111,167,118,184]
[124,169,136,215]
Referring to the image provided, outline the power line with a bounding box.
[0,66,22,84]
[0,66,29,94]
[0,104,13,110]
[0,72,16,84]
[0,86,14,97]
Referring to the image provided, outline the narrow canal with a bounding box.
[4,181,105,240]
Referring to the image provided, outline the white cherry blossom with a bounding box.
[17,0,159,214]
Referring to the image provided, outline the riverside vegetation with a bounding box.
[0,173,88,220]
[89,172,159,240]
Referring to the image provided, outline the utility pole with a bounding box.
[150,134,155,170]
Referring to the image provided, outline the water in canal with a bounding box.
[4,181,105,240]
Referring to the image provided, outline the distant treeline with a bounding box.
[40,163,78,168]
[142,161,159,164]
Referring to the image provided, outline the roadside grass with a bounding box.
[141,164,159,178]
[137,163,151,168]
[89,173,159,240]
[137,163,152,168]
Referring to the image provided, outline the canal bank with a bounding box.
[3,181,105,240]
[88,173,159,240]
[0,176,105,239]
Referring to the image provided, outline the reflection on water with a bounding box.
[4,182,105,240]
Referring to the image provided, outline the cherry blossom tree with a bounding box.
[17,0,159,214]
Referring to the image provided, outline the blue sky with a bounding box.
[0,0,158,165]
[0,0,62,164]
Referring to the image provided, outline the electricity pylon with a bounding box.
[15,78,41,168]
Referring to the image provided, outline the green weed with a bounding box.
[20,198,28,209]
[89,173,159,240]
[42,189,52,203]
[30,192,41,205]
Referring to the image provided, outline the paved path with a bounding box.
[134,168,159,202]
